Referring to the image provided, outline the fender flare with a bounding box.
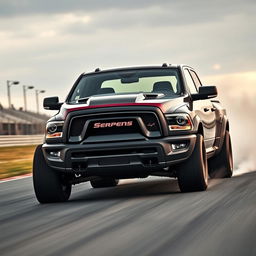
[193,115,204,136]
[215,115,229,155]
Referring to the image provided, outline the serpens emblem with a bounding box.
[93,121,133,128]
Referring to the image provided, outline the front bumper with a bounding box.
[42,134,196,176]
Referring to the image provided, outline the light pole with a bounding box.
[35,90,45,114]
[7,80,20,108]
[23,85,34,111]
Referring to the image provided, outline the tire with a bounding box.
[33,145,71,203]
[177,134,208,192]
[90,178,119,188]
[208,131,233,178]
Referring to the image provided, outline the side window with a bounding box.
[184,69,197,94]
[189,70,202,90]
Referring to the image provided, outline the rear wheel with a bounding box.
[90,178,119,188]
[208,131,233,178]
[177,134,208,192]
[33,145,71,203]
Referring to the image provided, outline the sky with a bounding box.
[0,0,256,169]
[0,0,256,112]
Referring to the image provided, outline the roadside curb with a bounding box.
[0,173,32,183]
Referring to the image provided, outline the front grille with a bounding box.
[86,118,140,137]
[68,111,161,143]
[69,118,85,137]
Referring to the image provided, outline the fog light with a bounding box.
[49,151,61,157]
[171,143,187,151]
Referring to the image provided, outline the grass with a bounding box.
[0,145,37,179]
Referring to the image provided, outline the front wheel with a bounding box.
[177,134,208,192]
[33,145,71,203]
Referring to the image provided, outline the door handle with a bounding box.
[204,108,210,112]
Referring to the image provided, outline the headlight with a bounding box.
[165,114,192,131]
[45,121,64,138]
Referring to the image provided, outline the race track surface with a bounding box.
[1,172,256,256]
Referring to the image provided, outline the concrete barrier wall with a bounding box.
[0,135,44,147]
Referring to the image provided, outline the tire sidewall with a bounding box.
[33,145,71,203]
[177,134,208,192]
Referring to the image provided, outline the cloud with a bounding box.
[212,64,221,71]
[0,0,255,112]
[0,0,255,21]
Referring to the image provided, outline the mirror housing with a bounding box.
[191,85,218,101]
[43,97,62,110]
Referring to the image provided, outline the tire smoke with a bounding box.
[203,72,256,175]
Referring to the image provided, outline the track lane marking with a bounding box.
[0,173,32,183]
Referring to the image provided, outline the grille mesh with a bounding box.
[68,111,161,142]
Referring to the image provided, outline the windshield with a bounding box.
[69,68,182,103]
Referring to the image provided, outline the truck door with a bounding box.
[183,69,217,149]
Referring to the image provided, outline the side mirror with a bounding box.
[191,85,218,101]
[43,97,62,110]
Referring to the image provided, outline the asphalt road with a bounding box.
[1,171,256,256]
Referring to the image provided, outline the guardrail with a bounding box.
[0,135,44,147]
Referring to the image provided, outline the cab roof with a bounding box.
[82,64,193,76]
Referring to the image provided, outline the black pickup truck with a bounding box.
[33,64,233,203]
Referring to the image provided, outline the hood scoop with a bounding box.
[89,94,139,106]
[143,93,165,99]
[77,97,90,104]
[86,93,166,107]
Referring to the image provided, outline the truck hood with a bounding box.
[51,93,188,121]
